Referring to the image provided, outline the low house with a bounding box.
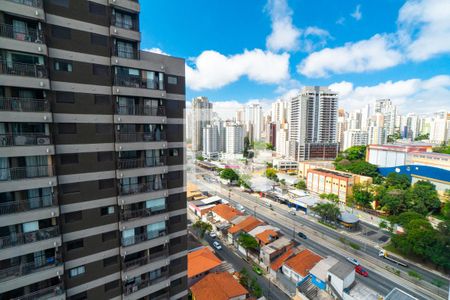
[308,256,339,290]
[327,262,355,299]
[227,216,264,245]
[188,247,223,287]
[282,249,323,284]
[190,272,249,300]
[269,248,294,276]
[255,228,279,246]
[260,236,294,267]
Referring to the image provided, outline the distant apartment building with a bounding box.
[192,96,212,153]
[343,129,368,150]
[245,103,263,142]
[429,111,449,144]
[276,122,289,157]
[288,86,339,161]
[202,124,219,160]
[225,123,244,154]
[0,1,187,299]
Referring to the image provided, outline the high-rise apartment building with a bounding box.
[202,124,219,160]
[343,130,368,150]
[191,96,212,153]
[375,99,397,139]
[0,1,187,299]
[225,123,244,154]
[288,86,339,161]
[244,103,263,142]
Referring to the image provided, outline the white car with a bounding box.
[209,231,217,238]
[213,241,222,250]
[346,257,360,266]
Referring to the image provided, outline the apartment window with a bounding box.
[99,178,114,190]
[171,278,182,286]
[90,33,107,46]
[97,151,113,162]
[67,239,84,251]
[89,2,106,15]
[51,25,71,39]
[93,64,109,76]
[171,236,181,245]
[101,206,115,216]
[65,211,82,223]
[102,231,116,242]
[61,182,80,194]
[60,154,79,165]
[168,171,181,180]
[167,76,178,85]
[171,215,182,224]
[95,95,110,105]
[69,266,85,278]
[54,60,73,72]
[56,92,75,103]
[96,124,112,134]
[58,123,77,134]
[49,0,69,7]
[170,149,179,157]
[68,292,87,300]
[103,256,117,267]
[104,280,119,292]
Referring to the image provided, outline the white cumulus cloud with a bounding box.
[186,49,290,91]
[142,48,169,55]
[297,34,402,78]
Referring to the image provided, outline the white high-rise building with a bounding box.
[343,130,368,150]
[192,96,212,152]
[271,99,288,124]
[406,113,420,140]
[225,123,244,154]
[202,125,219,159]
[368,126,384,145]
[276,123,289,157]
[288,86,339,161]
[245,103,263,142]
[375,99,397,138]
[429,111,449,144]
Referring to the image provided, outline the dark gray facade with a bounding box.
[0,0,187,299]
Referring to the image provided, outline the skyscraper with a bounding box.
[245,103,263,142]
[288,86,339,161]
[0,1,187,299]
[225,123,244,154]
[191,96,212,153]
[202,124,219,160]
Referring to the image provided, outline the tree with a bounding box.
[441,202,450,220]
[239,174,252,189]
[243,136,250,157]
[264,168,278,181]
[237,233,259,258]
[196,155,205,161]
[387,131,401,143]
[311,203,341,224]
[414,133,429,141]
[266,143,275,150]
[379,188,408,215]
[220,168,239,182]
[389,211,424,227]
[294,180,307,190]
[407,181,440,215]
[352,183,373,208]
[336,145,367,162]
[432,145,450,154]
[192,220,212,238]
[384,173,411,190]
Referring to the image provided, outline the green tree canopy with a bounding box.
[311,203,341,223]
[294,180,307,190]
[384,173,411,190]
[238,233,259,258]
[264,168,278,181]
[432,145,450,154]
[193,220,212,238]
[351,182,373,208]
[220,168,239,181]
[407,180,440,215]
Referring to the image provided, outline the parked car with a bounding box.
[297,232,307,239]
[355,265,369,277]
[236,204,245,212]
[209,231,217,238]
[346,257,360,266]
[253,265,263,275]
[289,209,296,215]
[213,241,222,250]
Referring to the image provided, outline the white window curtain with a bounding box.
[147,221,165,239]
[25,156,47,178]
[41,187,52,207]
[0,157,9,181]
[145,150,154,167]
[149,268,162,280]
[27,188,40,209]
[146,71,155,89]
[153,174,162,190]
[12,20,28,41]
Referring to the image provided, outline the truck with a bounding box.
[378,250,408,267]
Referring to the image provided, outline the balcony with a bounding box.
[0,165,54,181]
[115,131,166,143]
[117,156,167,169]
[114,75,163,90]
[113,47,139,60]
[0,60,47,78]
[0,133,52,147]
[11,283,64,300]
[123,248,169,271]
[4,0,43,8]
[120,206,167,222]
[121,229,167,247]
[119,180,167,196]
[0,195,56,216]
[123,270,168,296]
[116,105,165,116]
[111,18,139,31]
[0,97,50,113]
[0,23,44,43]
[0,226,59,249]
[0,257,61,283]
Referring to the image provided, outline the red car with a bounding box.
[355,265,369,277]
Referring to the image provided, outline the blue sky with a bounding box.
[140,0,450,115]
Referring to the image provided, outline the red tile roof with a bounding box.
[270,249,294,271]
[255,229,279,245]
[284,249,322,277]
[211,204,243,221]
[228,216,263,234]
[190,272,248,300]
[188,247,222,278]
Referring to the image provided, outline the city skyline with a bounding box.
[141,0,450,115]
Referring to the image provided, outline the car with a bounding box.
[209,231,217,238]
[289,210,297,215]
[346,257,360,266]
[236,204,245,211]
[252,265,263,275]
[213,241,222,250]
[355,265,369,277]
[297,232,307,239]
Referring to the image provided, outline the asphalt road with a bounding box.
[202,234,290,300]
[193,175,447,300]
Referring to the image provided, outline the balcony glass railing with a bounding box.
[119,179,167,196]
[0,257,61,282]
[0,226,59,249]
[111,18,138,31]
[0,133,51,147]
[12,284,64,300]
[113,47,138,59]
[123,248,168,271]
[5,0,43,8]
[0,165,54,181]
[115,131,166,143]
[117,156,166,169]
[114,75,162,90]
[0,195,55,215]
[0,97,50,112]
[121,228,167,247]
[120,206,167,221]
[0,23,44,43]
[116,105,165,116]
[123,270,168,296]
[0,60,47,78]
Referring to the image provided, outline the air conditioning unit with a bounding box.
[37,137,50,145]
